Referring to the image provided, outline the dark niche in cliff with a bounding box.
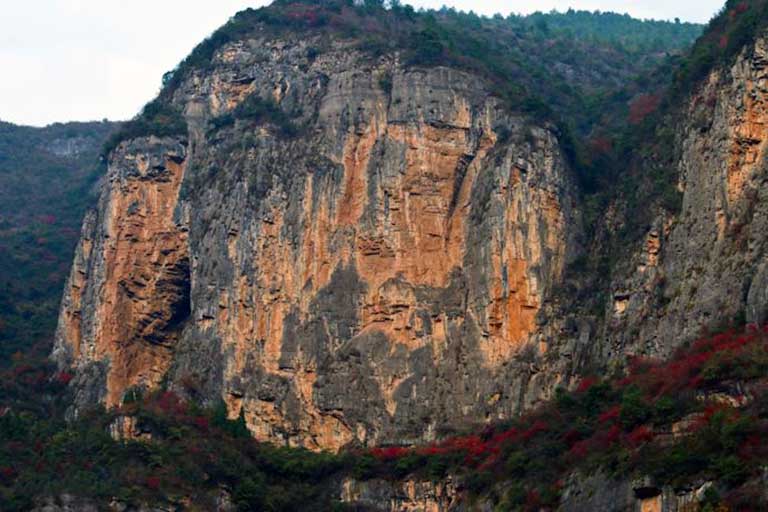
[140,256,192,346]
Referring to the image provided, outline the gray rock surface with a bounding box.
[54,28,768,455]
[55,34,582,449]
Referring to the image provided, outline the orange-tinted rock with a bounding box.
[54,137,190,407]
[55,39,581,450]
[603,34,768,362]
[341,477,461,512]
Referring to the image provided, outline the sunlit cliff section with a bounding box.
[170,40,580,449]
[54,138,190,408]
[53,25,581,448]
[52,0,730,453]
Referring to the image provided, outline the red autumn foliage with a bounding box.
[628,94,661,125]
[719,34,730,49]
[524,489,541,510]
[605,424,622,444]
[371,446,410,460]
[488,427,519,445]
[415,445,445,456]
[737,434,767,461]
[521,421,549,441]
[56,371,74,385]
[563,429,582,446]
[620,328,764,399]
[576,376,598,393]
[410,430,525,466]
[145,476,161,490]
[193,416,210,431]
[626,425,654,447]
[284,4,323,26]
[0,466,16,481]
[587,136,613,156]
[567,439,589,459]
[153,391,187,417]
[12,364,35,378]
[588,424,622,449]
[598,405,620,424]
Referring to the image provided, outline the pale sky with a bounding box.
[1,0,724,127]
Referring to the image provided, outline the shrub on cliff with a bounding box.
[102,100,187,157]
[208,93,298,137]
[363,325,768,510]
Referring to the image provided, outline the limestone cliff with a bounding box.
[602,32,768,363]
[338,474,716,512]
[54,138,190,408]
[53,10,768,457]
[340,477,462,512]
[54,33,581,448]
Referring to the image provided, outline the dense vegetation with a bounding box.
[522,10,701,52]
[160,0,701,138]
[363,325,768,510]
[0,121,118,365]
[2,325,767,510]
[0,359,349,511]
[102,100,186,156]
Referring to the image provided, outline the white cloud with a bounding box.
[0,0,724,126]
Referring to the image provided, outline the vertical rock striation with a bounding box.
[54,27,768,454]
[54,137,190,408]
[54,35,580,448]
[605,34,768,362]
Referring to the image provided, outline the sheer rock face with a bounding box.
[339,473,712,512]
[55,31,768,452]
[53,138,190,408]
[604,35,768,362]
[54,35,581,448]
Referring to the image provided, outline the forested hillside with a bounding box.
[3,326,767,510]
[0,121,118,363]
